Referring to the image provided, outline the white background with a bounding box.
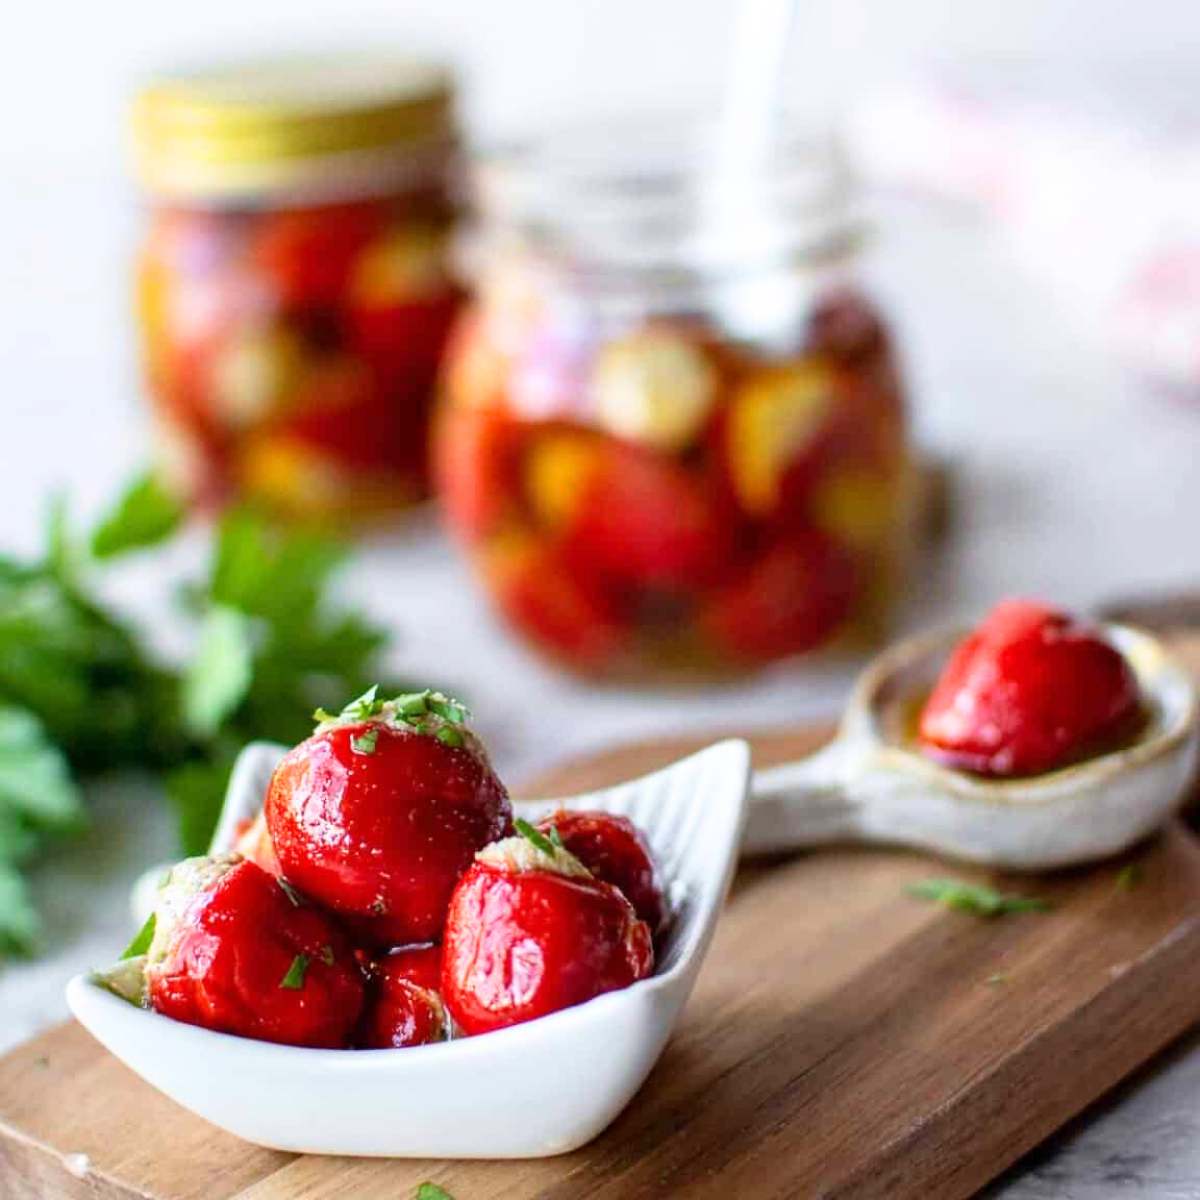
[5,3,1200,1196]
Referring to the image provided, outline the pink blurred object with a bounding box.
[849,68,1200,393]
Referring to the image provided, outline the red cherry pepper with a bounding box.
[356,945,447,1049]
[441,836,654,1036]
[536,810,667,938]
[565,441,735,590]
[918,599,1142,777]
[699,531,857,662]
[266,704,512,946]
[145,856,364,1048]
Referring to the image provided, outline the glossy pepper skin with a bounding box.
[266,721,512,946]
[356,945,447,1049]
[918,599,1142,777]
[441,842,654,1036]
[146,857,364,1048]
[536,810,667,938]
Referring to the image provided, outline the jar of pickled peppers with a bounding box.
[435,124,916,678]
[132,56,462,519]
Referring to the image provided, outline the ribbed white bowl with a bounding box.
[67,737,751,1157]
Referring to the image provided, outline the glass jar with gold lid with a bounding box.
[132,55,462,520]
[435,120,916,678]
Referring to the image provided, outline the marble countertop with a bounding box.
[3,189,1200,1196]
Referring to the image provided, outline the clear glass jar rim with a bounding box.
[470,114,862,284]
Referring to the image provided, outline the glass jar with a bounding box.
[132,56,463,520]
[435,122,915,677]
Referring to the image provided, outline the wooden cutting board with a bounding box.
[4,721,1200,1200]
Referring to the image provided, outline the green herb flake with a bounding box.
[415,1183,455,1200]
[435,725,464,749]
[351,728,379,755]
[277,878,304,908]
[426,694,467,724]
[121,912,157,961]
[547,825,564,850]
[985,973,1009,987]
[394,690,431,718]
[514,817,556,857]
[280,953,310,990]
[907,878,1049,918]
[319,944,335,967]
[1115,863,1143,891]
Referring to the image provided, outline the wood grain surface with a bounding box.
[4,723,1200,1200]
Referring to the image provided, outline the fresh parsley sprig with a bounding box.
[0,471,413,956]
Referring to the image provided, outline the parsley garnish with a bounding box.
[120,912,157,960]
[351,728,379,755]
[907,878,1049,917]
[515,818,556,857]
[435,725,464,749]
[1115,863,1143,891]
[415,1184,455,1200]
[280,953,310,990]
[314,686,471,749]
[547,825,564,850]
[277,878,304,908]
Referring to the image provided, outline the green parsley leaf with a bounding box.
[351,728,379,755]
[907,878,1049,917]
[182,606,254,738]
[514,817,556,857]
[121,912,157,960]
[415,1184,455,1200]
[426,694,467,724]
[1115,863,1143,891]
[319,944,335,966]
[280,953,310,990]
[90,472,185,560]
[435,725,464,749]
[394,690,430,718]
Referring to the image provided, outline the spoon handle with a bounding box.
[744,739,863,854]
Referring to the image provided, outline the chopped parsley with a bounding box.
[514,818,556,857]
[277,878,304,908]
[351,728,379,755]
[907,878,1049,917]
[280,953,310,990]
[120,912,157,960]
[434,725,464,749]
[415,1185,455,1200]
[315,685,471,749]
[1115,863,1143,891]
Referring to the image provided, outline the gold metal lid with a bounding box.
[132,54,455,201]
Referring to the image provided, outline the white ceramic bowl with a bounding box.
[66,737,751,1157]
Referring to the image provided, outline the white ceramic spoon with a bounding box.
[67,738,750,1158]
[746,623,1199,870]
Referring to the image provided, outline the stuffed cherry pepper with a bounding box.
[265,687,512,946]
[99,854,365,1048]
[918,599,1142,777]
[442,821,654,1035]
